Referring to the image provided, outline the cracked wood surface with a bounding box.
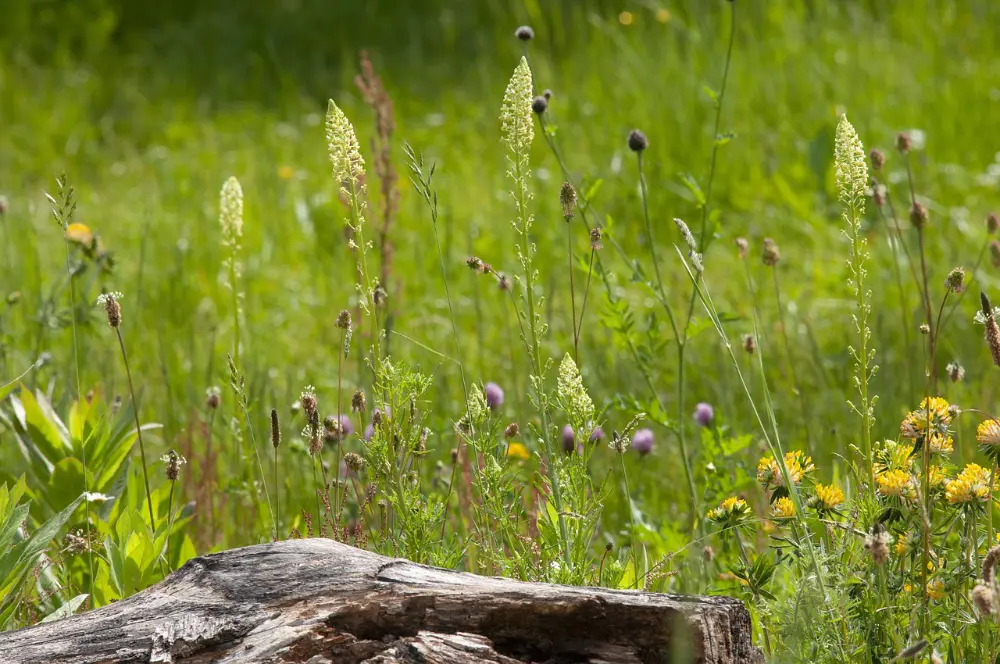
[0,539,763,663]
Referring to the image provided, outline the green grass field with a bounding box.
[3,1,1000,660]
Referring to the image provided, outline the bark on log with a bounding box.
[0,539,763,664]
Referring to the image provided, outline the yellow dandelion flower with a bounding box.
[771,496,796,519]
[876,469,913,499]
[903,583,913,594]
[65,222,93,245]
[619,11,634,25]
[277,165,295,180]
[757,450,814,490]
[977,419,1000,447]
[506,442,530,460]
[655,8,670,23]
[814,484,845,510]
[945,463,994,505]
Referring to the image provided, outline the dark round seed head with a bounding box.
[335,309,352,330]
[560,182,577,220]
[504,422,520,439]
[869,149,885,171]
[515,25,534,41]
[352,389,366,412]
[896,132,911,153]
[627,129,648,153]
[988,212,999,234]
[270,408,281,448]
[531,96,548,115]
[909,202,928,228]
[542,89,552,100]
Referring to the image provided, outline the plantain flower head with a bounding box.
[835,114,868,212]
[220,176,243,248]
[325,100,366,191]
[500,57,534,155]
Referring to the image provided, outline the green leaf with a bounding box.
[40,594,89,623]
[582,178,604,205]
[47,458,87,512]
[702,85,720,108]
[679,174,706,207]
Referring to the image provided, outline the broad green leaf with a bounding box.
[679,174,706,207]
[17,389,71,463]
[40,594,88,623]
[46,458,87,513]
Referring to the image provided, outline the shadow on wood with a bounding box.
[0,539,763,663]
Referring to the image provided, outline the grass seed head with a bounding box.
[627,129,648,152]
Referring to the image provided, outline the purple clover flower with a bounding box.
[561,425,575,454]
[485,382,504,410]
[632,428,654,456]
[589,426,605,444]
[693,402,714,427]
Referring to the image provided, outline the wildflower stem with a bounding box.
[336,330,345,524]
[771,267,812,451]
[165,480,175,572]
[577,248,596,352]
[116,328,157,533]
[941,237,988,332]
[567,222,579,365]
[273,444,279,539]
[618,454,640,587]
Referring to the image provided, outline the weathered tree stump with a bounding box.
[0,539,763,663]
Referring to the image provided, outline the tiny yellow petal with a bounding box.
[506,442,530,460]
[65,223,93,245]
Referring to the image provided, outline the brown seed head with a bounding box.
[910,202,928,228]
[945,267,966,293]
[163,450,185,482]
[270,408,281,448]
[742,334,757,354]
[352,389,366,412]
[873,184,886,208]
[735,237,748,259]
[335,309,352,330]
[371,408,383,428]
[869,149,885,171]
[498,274,511,291]
[762,238,780,266]
[702,545,715,562]
[991,240,1000,268]
[627,129,648,153]
[344,452,364,473]
[515,25,534,41]
[0,196,8,216]
[983,544,1000,583]
[896,132,911,153]
[972,583,996,618]
[450,448,459,464]
[308,434,323,456]
[988,213,1000,235]
[504,422,520,439]
[98,292,122,328]
[590,227,602,251]
[300,390,317,418]
[466,256,482,271]
[560,182,577,221]
[205,386,221,410]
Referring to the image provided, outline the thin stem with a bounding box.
[335,330,345,523]
[207,409,217,546]
[116,328,156,533]
[941,237,988,332]
[63,236,94,603]
[165,481,176,571]
[567,222,579,365]
[917,227,935,391]
[273,444,279,539]
[577,248,596,347]
[618,453,640,587]
[771,267,812,450]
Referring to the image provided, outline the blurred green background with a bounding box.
[2,0,1000,552]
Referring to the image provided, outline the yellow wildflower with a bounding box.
[770,497,796,519]
[618,11,634,25]
[926,578,945,601]
[945,463,994,505]
[927,465,948,491]
[813,484,845,510]
[277,165,295,180]
[977,419,1000,447]
[707,496,751,525]
[900,397,952,439]
[65,222,93,245]
[928,432,954,455]
[655,8,671,23]
[876,469,914,500]
[505,442,530,460]
[757,450,814,490]
[895,531,915,556]
[874,440,914,475]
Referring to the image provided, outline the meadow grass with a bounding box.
[3,1,1000,660]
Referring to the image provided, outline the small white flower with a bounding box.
[95,291,123,306]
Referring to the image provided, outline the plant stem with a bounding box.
[335,329,345,524]
[567,222,579,365]
[771,267,812,451]
[116,328,157,533]
[618,454,640,587]
[273,444,279,539]
[165,481,176,571]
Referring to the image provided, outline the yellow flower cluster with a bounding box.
[770,497,795,519]
[757,450,814,490]
[876,469,915,500]
[945,463,994,505]
[707,496,751,525]
[813,484,845,510]
[977,419,1000,447]
[900,397,952,444]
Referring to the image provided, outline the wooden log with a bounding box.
[0,539,763,663]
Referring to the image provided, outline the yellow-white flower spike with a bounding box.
[556,353,595,430]
[500,57,534,156]
[835,114,868,212]
[220,176,243,245]
[325,100,366,189]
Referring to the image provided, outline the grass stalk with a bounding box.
[116,327,156,532]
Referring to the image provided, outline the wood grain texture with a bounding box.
[0,539,763,663]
